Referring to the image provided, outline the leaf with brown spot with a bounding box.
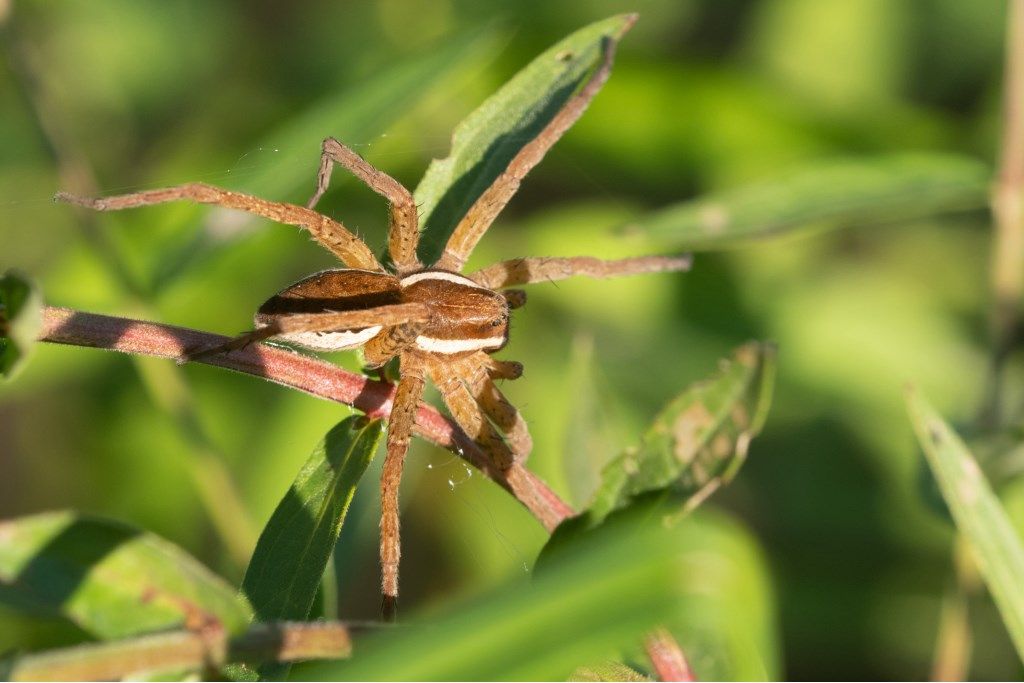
[0,512,251,640]
[586,342,777,523]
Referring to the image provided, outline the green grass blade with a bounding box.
[629,154,990,250]
[0,511,252,639]
[906,388,1024,663]
[0,270,43,380]
[297,508,686,681]
[413,14,636,264]
[588,342,777,522]
[242,417,383,623]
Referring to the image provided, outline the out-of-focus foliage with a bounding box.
[0,511,252,639]
[2,0,1022,679]
[0,271,42,379]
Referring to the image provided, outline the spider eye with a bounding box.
[491,317,504,327]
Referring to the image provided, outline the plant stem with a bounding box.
[38,306,574,531]
[7,621,353,681]
[934,1,1024,676]
[985,0,1024,426]
[931,537,980,681]
[644,628,695,682]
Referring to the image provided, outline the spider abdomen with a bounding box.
[256,269,401,351]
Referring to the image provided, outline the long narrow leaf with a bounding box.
[906,388,1024,663]
[629,154,990,250]
[414,14,636,264]
[0,512,251,639]
[242,416,383,622]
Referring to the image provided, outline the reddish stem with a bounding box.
[39,306,573,531]
[644,628,696,682]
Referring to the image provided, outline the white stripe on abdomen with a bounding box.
[278,326,383,352]
[414,335,504,354]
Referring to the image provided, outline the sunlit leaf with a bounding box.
[906,388,1024,663]
[0,512,251,639]
[587,341,777,523]
[242,417,383,623]
[298,504,686,681]
[0,270,43,380]
[414,14,636,264]
[628,154,989,250]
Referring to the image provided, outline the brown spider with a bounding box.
[56,48,690,618]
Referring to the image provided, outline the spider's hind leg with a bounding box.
[307,137,421,273]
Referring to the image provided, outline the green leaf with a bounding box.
[0,511,251,639]
[242,416,383,623]
[628,154,990,250]
[0,270,43,380]
[587,342,777,523]
[297,504,687,681]
[906,388,1024,664]
[414,14,636,264]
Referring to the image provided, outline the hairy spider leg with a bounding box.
[56,184,382,272]
[430,358,515,471]
[469,254,694,289]
[379,351,427,620]
[432,39,623,273]
[453,352,533,462]
[307,137,422,274]
[183,303,431,362]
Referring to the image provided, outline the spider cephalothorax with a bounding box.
[57,38,691,617]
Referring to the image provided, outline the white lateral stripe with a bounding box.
[414,335,504,353]
[400,271,485,289]
[279,326,382,352]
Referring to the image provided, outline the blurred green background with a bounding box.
[2,0,1022,679]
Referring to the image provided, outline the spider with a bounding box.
[56,64,690,620]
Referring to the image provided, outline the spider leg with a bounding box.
[469,254,693,289]
[56,184,382,271]
[430,358,515,470]
[432,38,623,273]
[182,303,430,362]
[455,353,533,461]
[307,138,422,274]
[380,351,427,620]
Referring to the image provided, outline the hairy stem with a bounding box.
[38,306,574,531]
[644,628,695,682]
[7,621,353,681]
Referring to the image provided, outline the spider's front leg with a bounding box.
[429,357,516,471]
[379,350,427,620]
[55,183,382,271]
[455,352,533,462]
